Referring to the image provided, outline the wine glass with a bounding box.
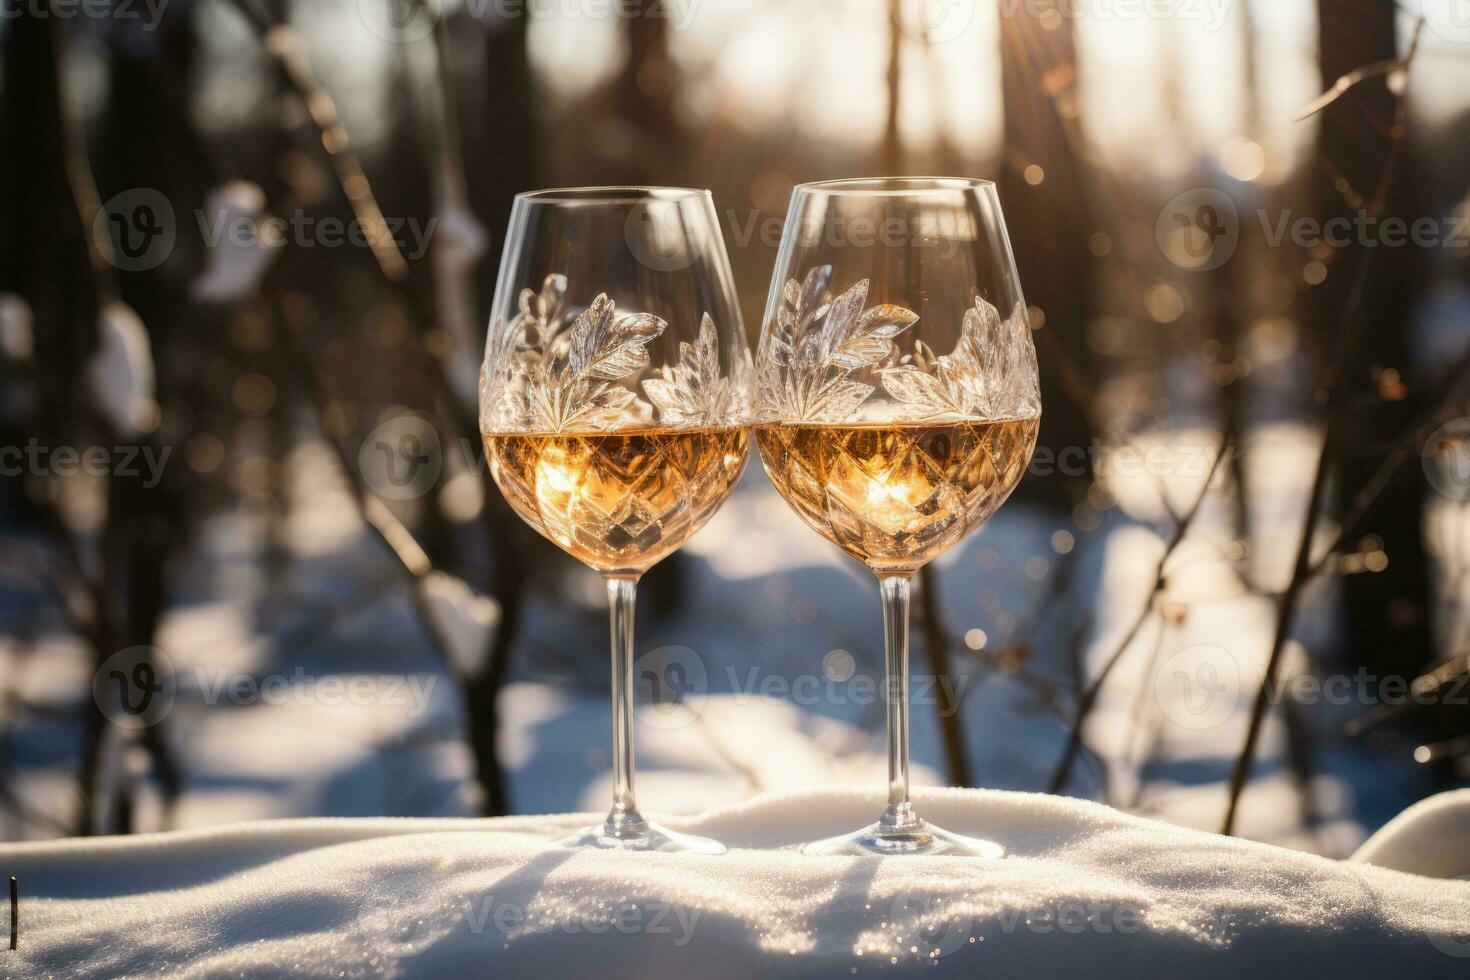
[754,177,1040,857]
[480,187,752,853]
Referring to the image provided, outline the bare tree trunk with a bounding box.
[999,0,1096,510]
[1,10,106,835]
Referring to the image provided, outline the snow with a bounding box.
[2,787,1468,978]
[191,182,280,304]
[86,301,156,436]
[1352,789,1470,880]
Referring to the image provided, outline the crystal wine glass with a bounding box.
[481,187,752,853]
[755,178,1039,857]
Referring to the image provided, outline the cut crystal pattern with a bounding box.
[755,419,1039,572]
[486,428,749,573]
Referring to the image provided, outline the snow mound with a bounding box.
[3,788,1468,978]
[1352,788,1470,880]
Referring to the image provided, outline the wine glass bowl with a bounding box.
[754,177,1040,857]
[481,187,752,852]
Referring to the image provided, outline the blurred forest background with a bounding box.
[2,0,1469,855]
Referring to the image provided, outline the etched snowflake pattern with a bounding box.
[757,266,1041,424]
[642,313,752,426]
[879,296,1040,421]
[482,274,748,432]
[757,265,919,424]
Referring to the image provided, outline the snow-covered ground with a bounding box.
[3,787,1469,978]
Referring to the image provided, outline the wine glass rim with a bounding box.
[793,176,996,196]
[515,186,711,205]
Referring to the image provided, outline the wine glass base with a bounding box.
[801,819,1004,858]
[558,820,726,854]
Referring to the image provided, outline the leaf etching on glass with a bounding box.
[483,274,747,432]
[758,265,919,423]
[878,296,1040,421]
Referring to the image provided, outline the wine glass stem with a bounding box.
[879,573,920,832]
[606,574,645,836]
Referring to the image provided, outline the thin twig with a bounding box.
[225,0,409,282]
[1048,438,1230,793]
[1293,57,1405,121]
[1220,19,1426,835]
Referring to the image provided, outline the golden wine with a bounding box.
[756,419,1038,573]
[485,427,749,575]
